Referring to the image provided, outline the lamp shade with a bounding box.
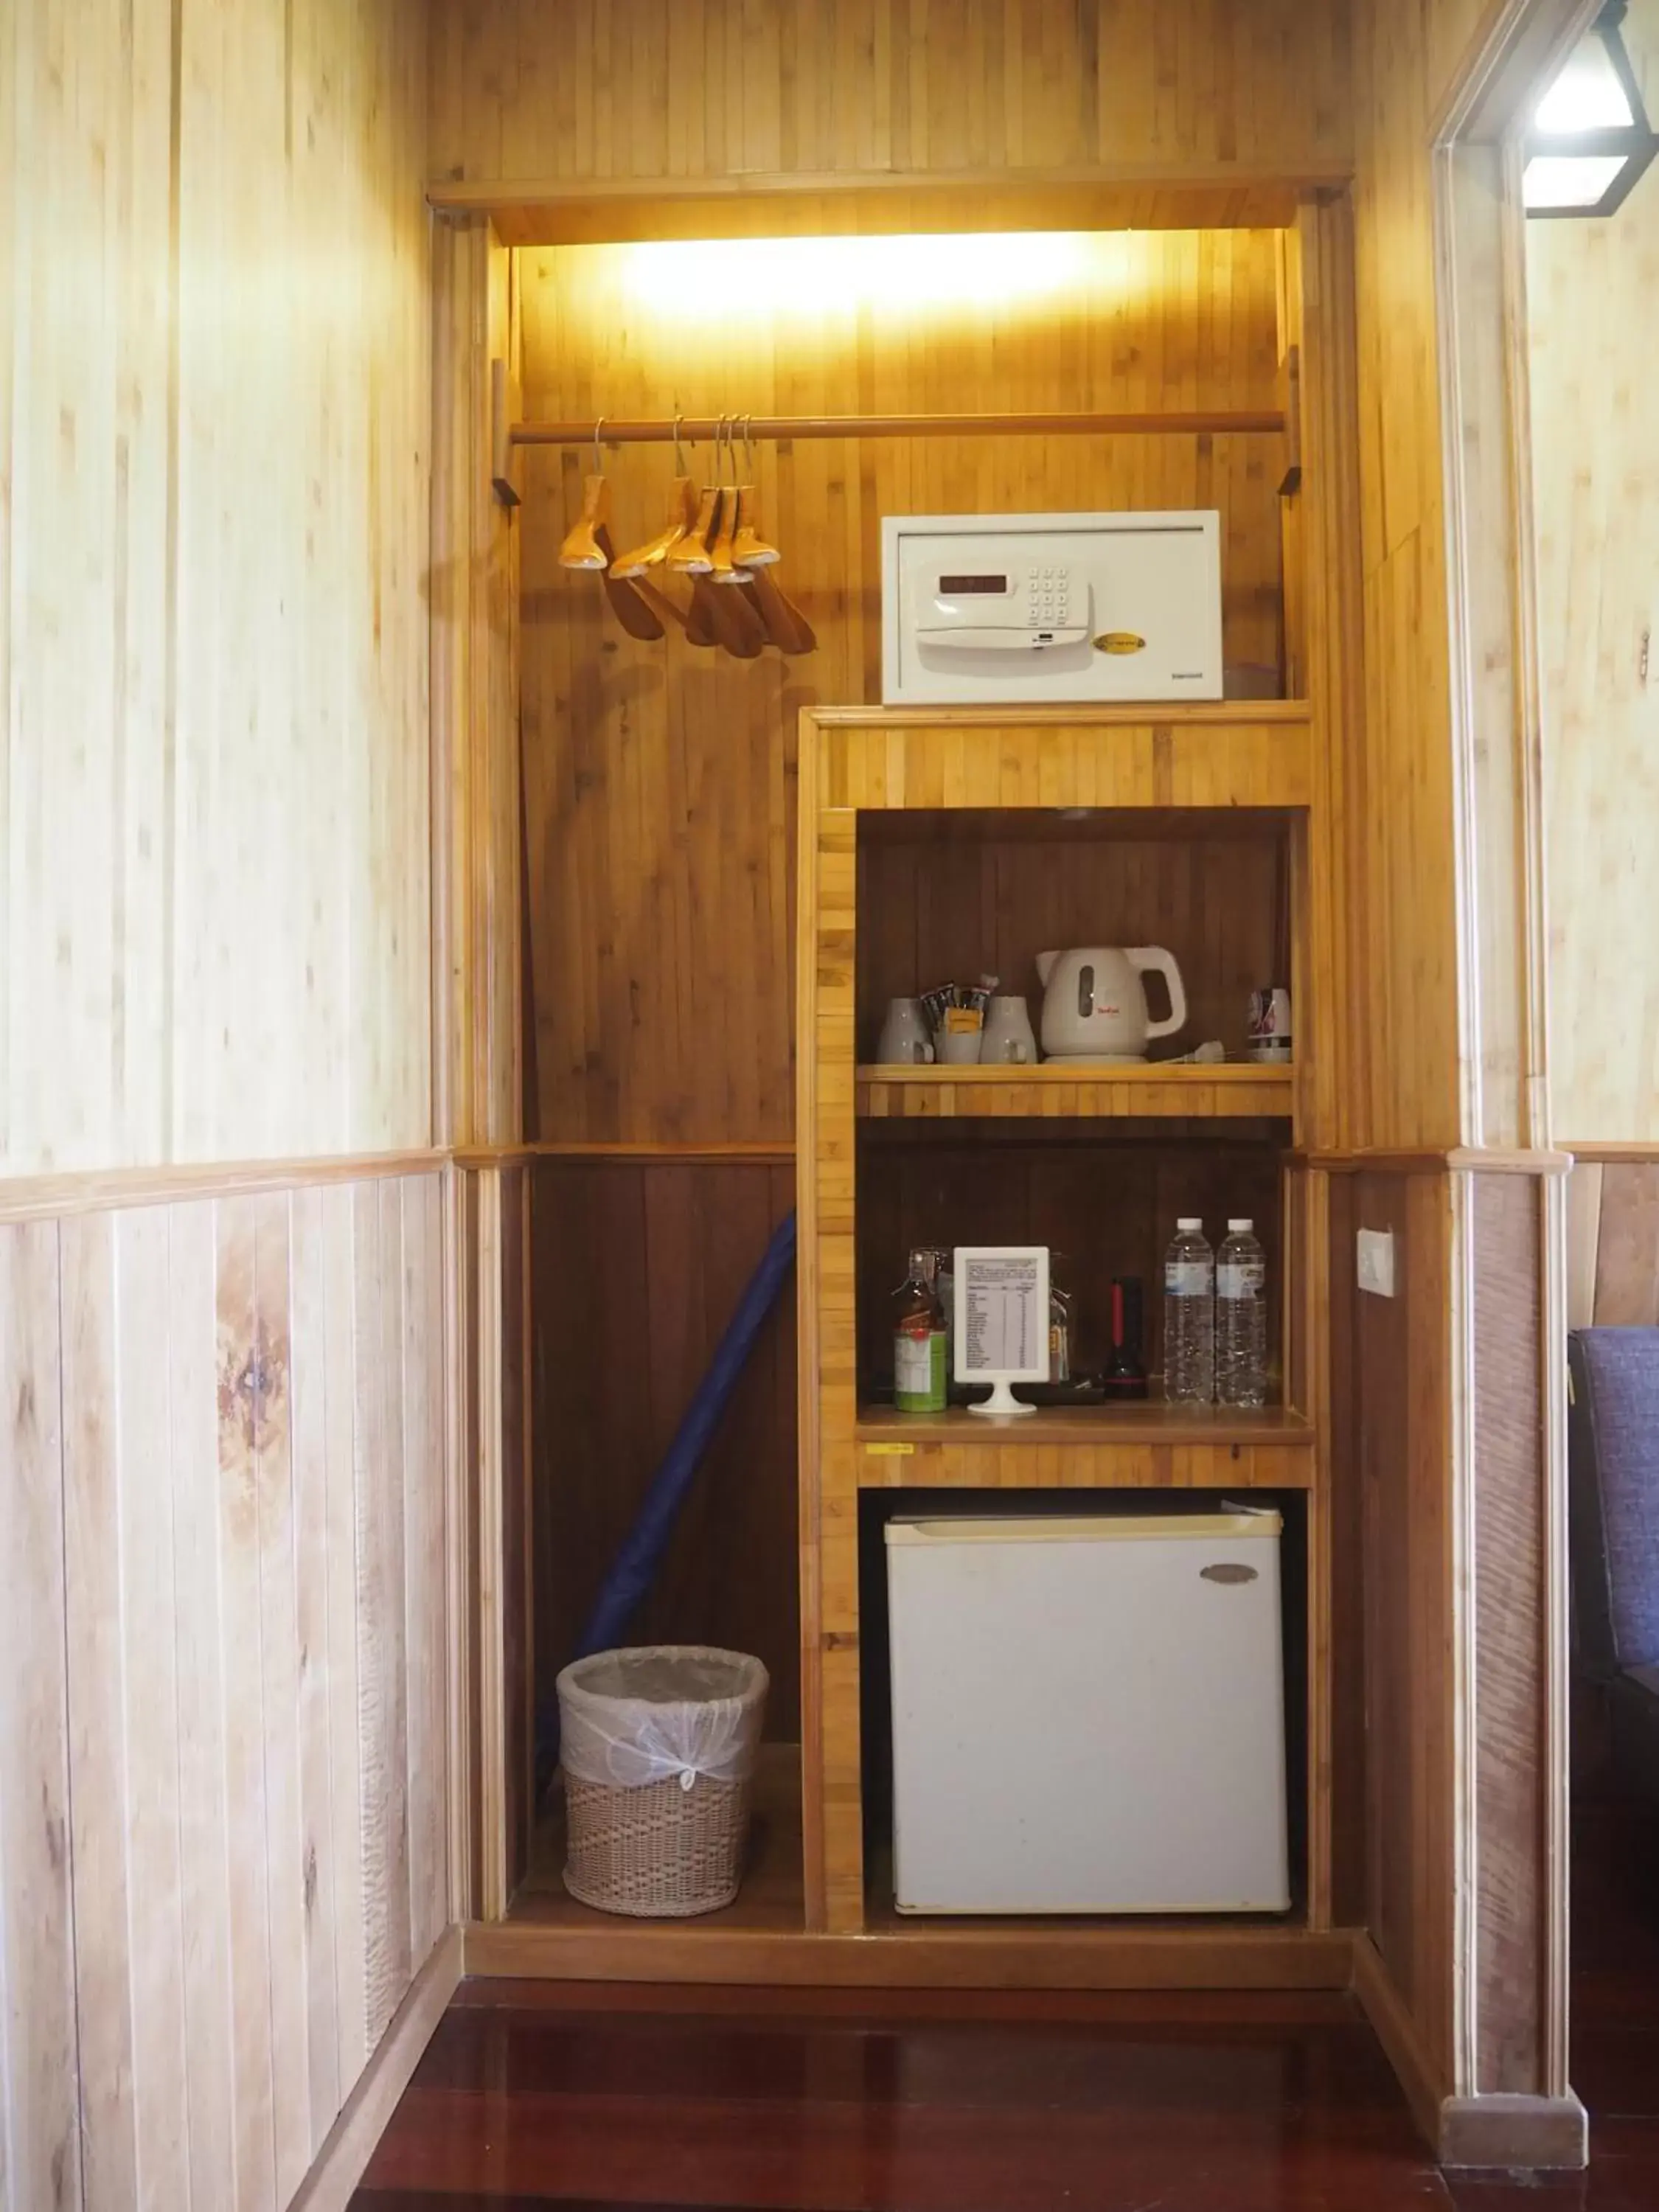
[1525,1,1658,218]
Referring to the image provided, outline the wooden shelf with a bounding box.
[857,1402,1312,1446]
[857,1062,1295,1120]
[856,1402,1314,1488]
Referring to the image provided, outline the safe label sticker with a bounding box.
[1093,630,1147,653]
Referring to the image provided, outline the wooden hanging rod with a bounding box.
[510,407,1285,448]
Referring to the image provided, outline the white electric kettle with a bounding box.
[1034,945,1188,1062]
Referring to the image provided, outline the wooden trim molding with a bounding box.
[287,1927,462,2212]
[0,1148,447,1224]
[1351,1935,1446,2152]
[463,1920,1357,1992]
[1439,2093,1588,2171]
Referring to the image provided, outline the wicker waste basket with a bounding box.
[556,1646,770,1918]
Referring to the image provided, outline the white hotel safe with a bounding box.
[880,510,1224,706]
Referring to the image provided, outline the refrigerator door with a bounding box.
[885,1512,1290,1914]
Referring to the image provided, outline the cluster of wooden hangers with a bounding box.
[557,416,815,657]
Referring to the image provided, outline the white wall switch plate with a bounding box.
[1357,1228,1396,1299]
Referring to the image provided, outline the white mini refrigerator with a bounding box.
[885,1512,1290,1914]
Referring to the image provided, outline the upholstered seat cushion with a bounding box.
[1568,1329,1659,1676]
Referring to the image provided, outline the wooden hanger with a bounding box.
[558,420,612,570]
[667,428,720,577]
[609,419,699,578]
[727,418,813,652]
[730,419,781,569]
[595,524,665,641]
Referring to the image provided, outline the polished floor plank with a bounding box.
[355,1798,1659,2210]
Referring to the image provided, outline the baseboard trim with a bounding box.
[463,1919,1357,1991]
[287,1924,462,2212]
[1350,1933,1446,2150]
[1438,2093,1588,2171]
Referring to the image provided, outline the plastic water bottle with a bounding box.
[1164,1217,1214,1404]
[1217,1218,1267,1408]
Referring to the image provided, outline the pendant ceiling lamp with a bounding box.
[1525,1,1659,218]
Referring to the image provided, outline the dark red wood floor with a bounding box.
[354,1801,1659,2211]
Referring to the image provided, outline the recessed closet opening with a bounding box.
[507,218,1306,1933]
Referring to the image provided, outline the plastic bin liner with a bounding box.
[557,1645,769,1792]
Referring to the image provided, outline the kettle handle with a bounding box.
[1127,947,1187,1040]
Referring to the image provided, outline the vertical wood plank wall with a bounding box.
[514,229,1287,1747]
[0,0,431,1176]
[1347,0,1573,2138]
[1567,1158,1659,1329]
[1528,9,1659,1149]
[1,1,451,2205]
[0,1175,448,2212]
[428,0,1353,187]
[518,232,1288,1146]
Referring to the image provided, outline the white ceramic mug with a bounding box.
[980,995,1037,1065]
[936,1026,983,1066]
[876,998,934,1064]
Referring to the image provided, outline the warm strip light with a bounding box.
[619,232,1096,316]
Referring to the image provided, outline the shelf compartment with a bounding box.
[858,1062,1295,1120]
[855,1402,1314,1490]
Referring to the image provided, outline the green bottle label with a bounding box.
[894,1324,947,1411]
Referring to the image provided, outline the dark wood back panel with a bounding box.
[857,813,1290,1065]
[858,1126,1286,1395]
[529,1159,801,1743]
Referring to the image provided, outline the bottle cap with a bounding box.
[1227,1217,1253,1232]
[1175,1217,1202,1232]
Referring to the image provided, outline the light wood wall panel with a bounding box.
[0,1172,448,2212]
[0,0,431,1176]
[520,231,1287,1144]
[1348,0,1470,1152]
[1529,7,1659,1147]
[429,0,1353,187]
[1566,1157,1659,1329]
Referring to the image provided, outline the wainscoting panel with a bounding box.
[0,1169,448,2212]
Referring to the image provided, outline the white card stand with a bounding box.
[953,1246,1049,1419]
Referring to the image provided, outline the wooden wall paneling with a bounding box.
[0,1223,81,2212]
[1528,5,1659,1146]
[1565,1160,1604,1331]
[1468,1170,1545,2094]
[473,1168,509,1921]
[1290,200,1368,1152]
[58,1212,142,2208]
[0,1173,451,2207]
[498,1164,532,1899]
[428,0,1354,187]
[355,1181,414,2038]
[1350,5,1464,1152]
[403,1173,451,1968]
[518,235,1290,1146]
[1579,1160,1659,1325]
[1342,1171,1457,2096]
[213,1197,284,2202]
[1,0,431,1178]
[431,218,523,1152]
[318,1186,370,2095]
[1440,139,1543,1152]
[855,1130,1287,1394]
[167,1198,241,2207]
[289,1186,344,2148]
[855,818,1288,1065]
[527,1159,803,1745]
[246,1192,311,2204]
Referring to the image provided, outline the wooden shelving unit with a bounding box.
[799,701,1326,1945]
[858,1062,1295,1120]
